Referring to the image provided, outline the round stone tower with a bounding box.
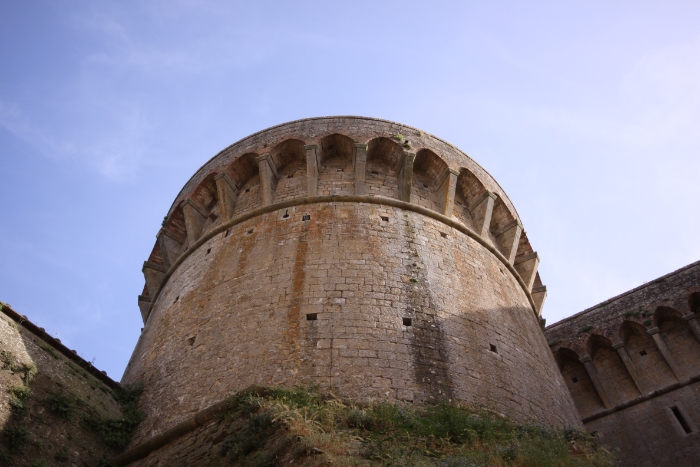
[122,116,581,442]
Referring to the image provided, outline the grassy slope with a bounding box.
[142,387,616,467]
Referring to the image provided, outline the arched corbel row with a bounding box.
[140,132,547,323]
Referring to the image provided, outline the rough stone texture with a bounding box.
[0,306,123,465]
[545,260,700,466]
[122,117,578,450]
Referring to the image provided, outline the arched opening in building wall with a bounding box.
[655,306,700,375]
[318,133,355,195]
[365,137,402,199]
[588,334,639,403]
[555,347,605,418]
[270,139,307,203]
[690,292,700,315]
[453,169,483,230]
[620,319,677,391]
[412,149,448,213]
[230,153,261,216]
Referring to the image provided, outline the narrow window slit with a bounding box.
[402,318,412,326]
[440,232,448,238]
[174,296,180,303]
[672,407,692,434]
[206,248,211,254]
[489,344,497,353]
[371,170,379,175]
[306,313,317,321]
[381,216,389,222]
[225,228,232,237]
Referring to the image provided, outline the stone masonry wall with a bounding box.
[124,203,580,444]
[545,260,700,466]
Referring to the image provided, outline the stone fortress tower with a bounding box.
[122,116,581,444]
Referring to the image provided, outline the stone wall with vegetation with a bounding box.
[0,303,142,467]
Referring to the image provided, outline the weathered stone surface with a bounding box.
[546,260,700,467]
[122,117,579,451]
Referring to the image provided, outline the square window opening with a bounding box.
[306,313,318,321]
[245,188,250,193]
[188,336,196,346]
[371,170,379,175]
[246,228,254,235]
[402,317,412,326]
[302,214,311,221]
[489,344,497,353]
[381,216,389,222]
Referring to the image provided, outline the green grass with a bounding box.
[210,386,615,467]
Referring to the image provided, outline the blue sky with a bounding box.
[1,1,699,380]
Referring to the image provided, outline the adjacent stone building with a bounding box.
[121,116,580,455]
[545,260,700,466]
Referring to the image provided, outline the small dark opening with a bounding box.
[489,344,497,353]
[209,213,218,221]
[640,350,647,356]
[440,232,448,238]
[402,317,412,326]
[247,228,254,235]
[672,407,692,434]
[287,174,293,178]
[184,247,189,252]
[302,214,311,221]
[225,228,232,237]
[245,188,250,193]
[188,336,196,346]
[371,170,379,175]
[282,210,290,219]
[306,313,317,321]
[206,248,211,254]
[572,377,578,383]
[423,183,428,188]
[174,296,180,303]
[337,168,344,172]
[381,216,389,222]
